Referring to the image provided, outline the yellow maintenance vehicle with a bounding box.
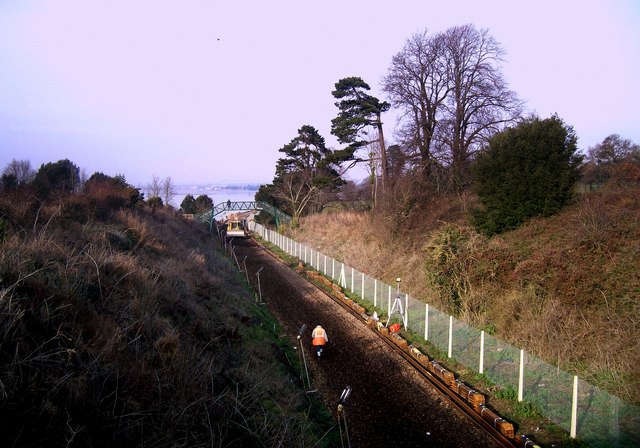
[225,213,247,238]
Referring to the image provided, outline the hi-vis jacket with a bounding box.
[312,326,328,346]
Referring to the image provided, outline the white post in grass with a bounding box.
[374,279,377,307]
[332,259,335,280]
[448,315,453,358]
[316,252,320,271]
[571,375,578,438]
[479,330,485,374]
[404,294,409,329]
[351,268,354,294]
[361,273,365,300]
[424,304,429,341]
[323,255,327,275]
[388,286,391,317]
[304,246,307,264]
[518,349,525,402]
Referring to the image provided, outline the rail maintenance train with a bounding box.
[225,213,247,238]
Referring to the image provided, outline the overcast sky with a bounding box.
[1,0,639,187]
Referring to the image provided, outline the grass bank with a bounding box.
[291,186,640,404]
[0,190,336,447]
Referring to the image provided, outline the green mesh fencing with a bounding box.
[250,223,640,447]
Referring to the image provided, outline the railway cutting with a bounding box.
[232,236,508,448]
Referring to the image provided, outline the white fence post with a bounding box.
[518,349,525,402]
[479,330,485,374]
[448,315,453,358]
[424,304,429,341]
[339,263,346,288]
[374,280,377,307]
[332,259,335,280]
[404,294,409,329]
[361,273,365,300]
[571,375,578,438]
[351,268,354,294]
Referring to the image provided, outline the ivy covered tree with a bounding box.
[472,115,583,235]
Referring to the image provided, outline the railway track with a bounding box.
[245,233,526,448]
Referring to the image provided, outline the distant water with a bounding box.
[171,184,260,209]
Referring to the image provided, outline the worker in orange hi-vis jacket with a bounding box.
[311,325,328,357]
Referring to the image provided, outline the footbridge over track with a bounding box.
[195,201,291,231]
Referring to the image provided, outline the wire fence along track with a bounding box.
[250,222,640,448]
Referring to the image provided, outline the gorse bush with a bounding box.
[0,190,334,447]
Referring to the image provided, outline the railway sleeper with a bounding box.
[479,404,515,439]
[455,379,486,412]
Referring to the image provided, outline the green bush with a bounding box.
[472,115,583,235]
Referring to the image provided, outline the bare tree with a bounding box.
[383,25,523,189]
[382,30,449,179]
[275,172,320,224]
[2,159,36,185]
[147,174,162,199]
[162,176,176,208]
[584,134,640,185]
[442,24,523,188]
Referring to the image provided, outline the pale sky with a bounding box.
[1,0,639,186]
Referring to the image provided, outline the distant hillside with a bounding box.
[291,185,640,403]
[0,190,333,447]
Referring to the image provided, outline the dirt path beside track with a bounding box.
[234,237,498,448]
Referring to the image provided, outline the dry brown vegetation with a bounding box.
[291,185,640,404]
[0,187,334,447]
